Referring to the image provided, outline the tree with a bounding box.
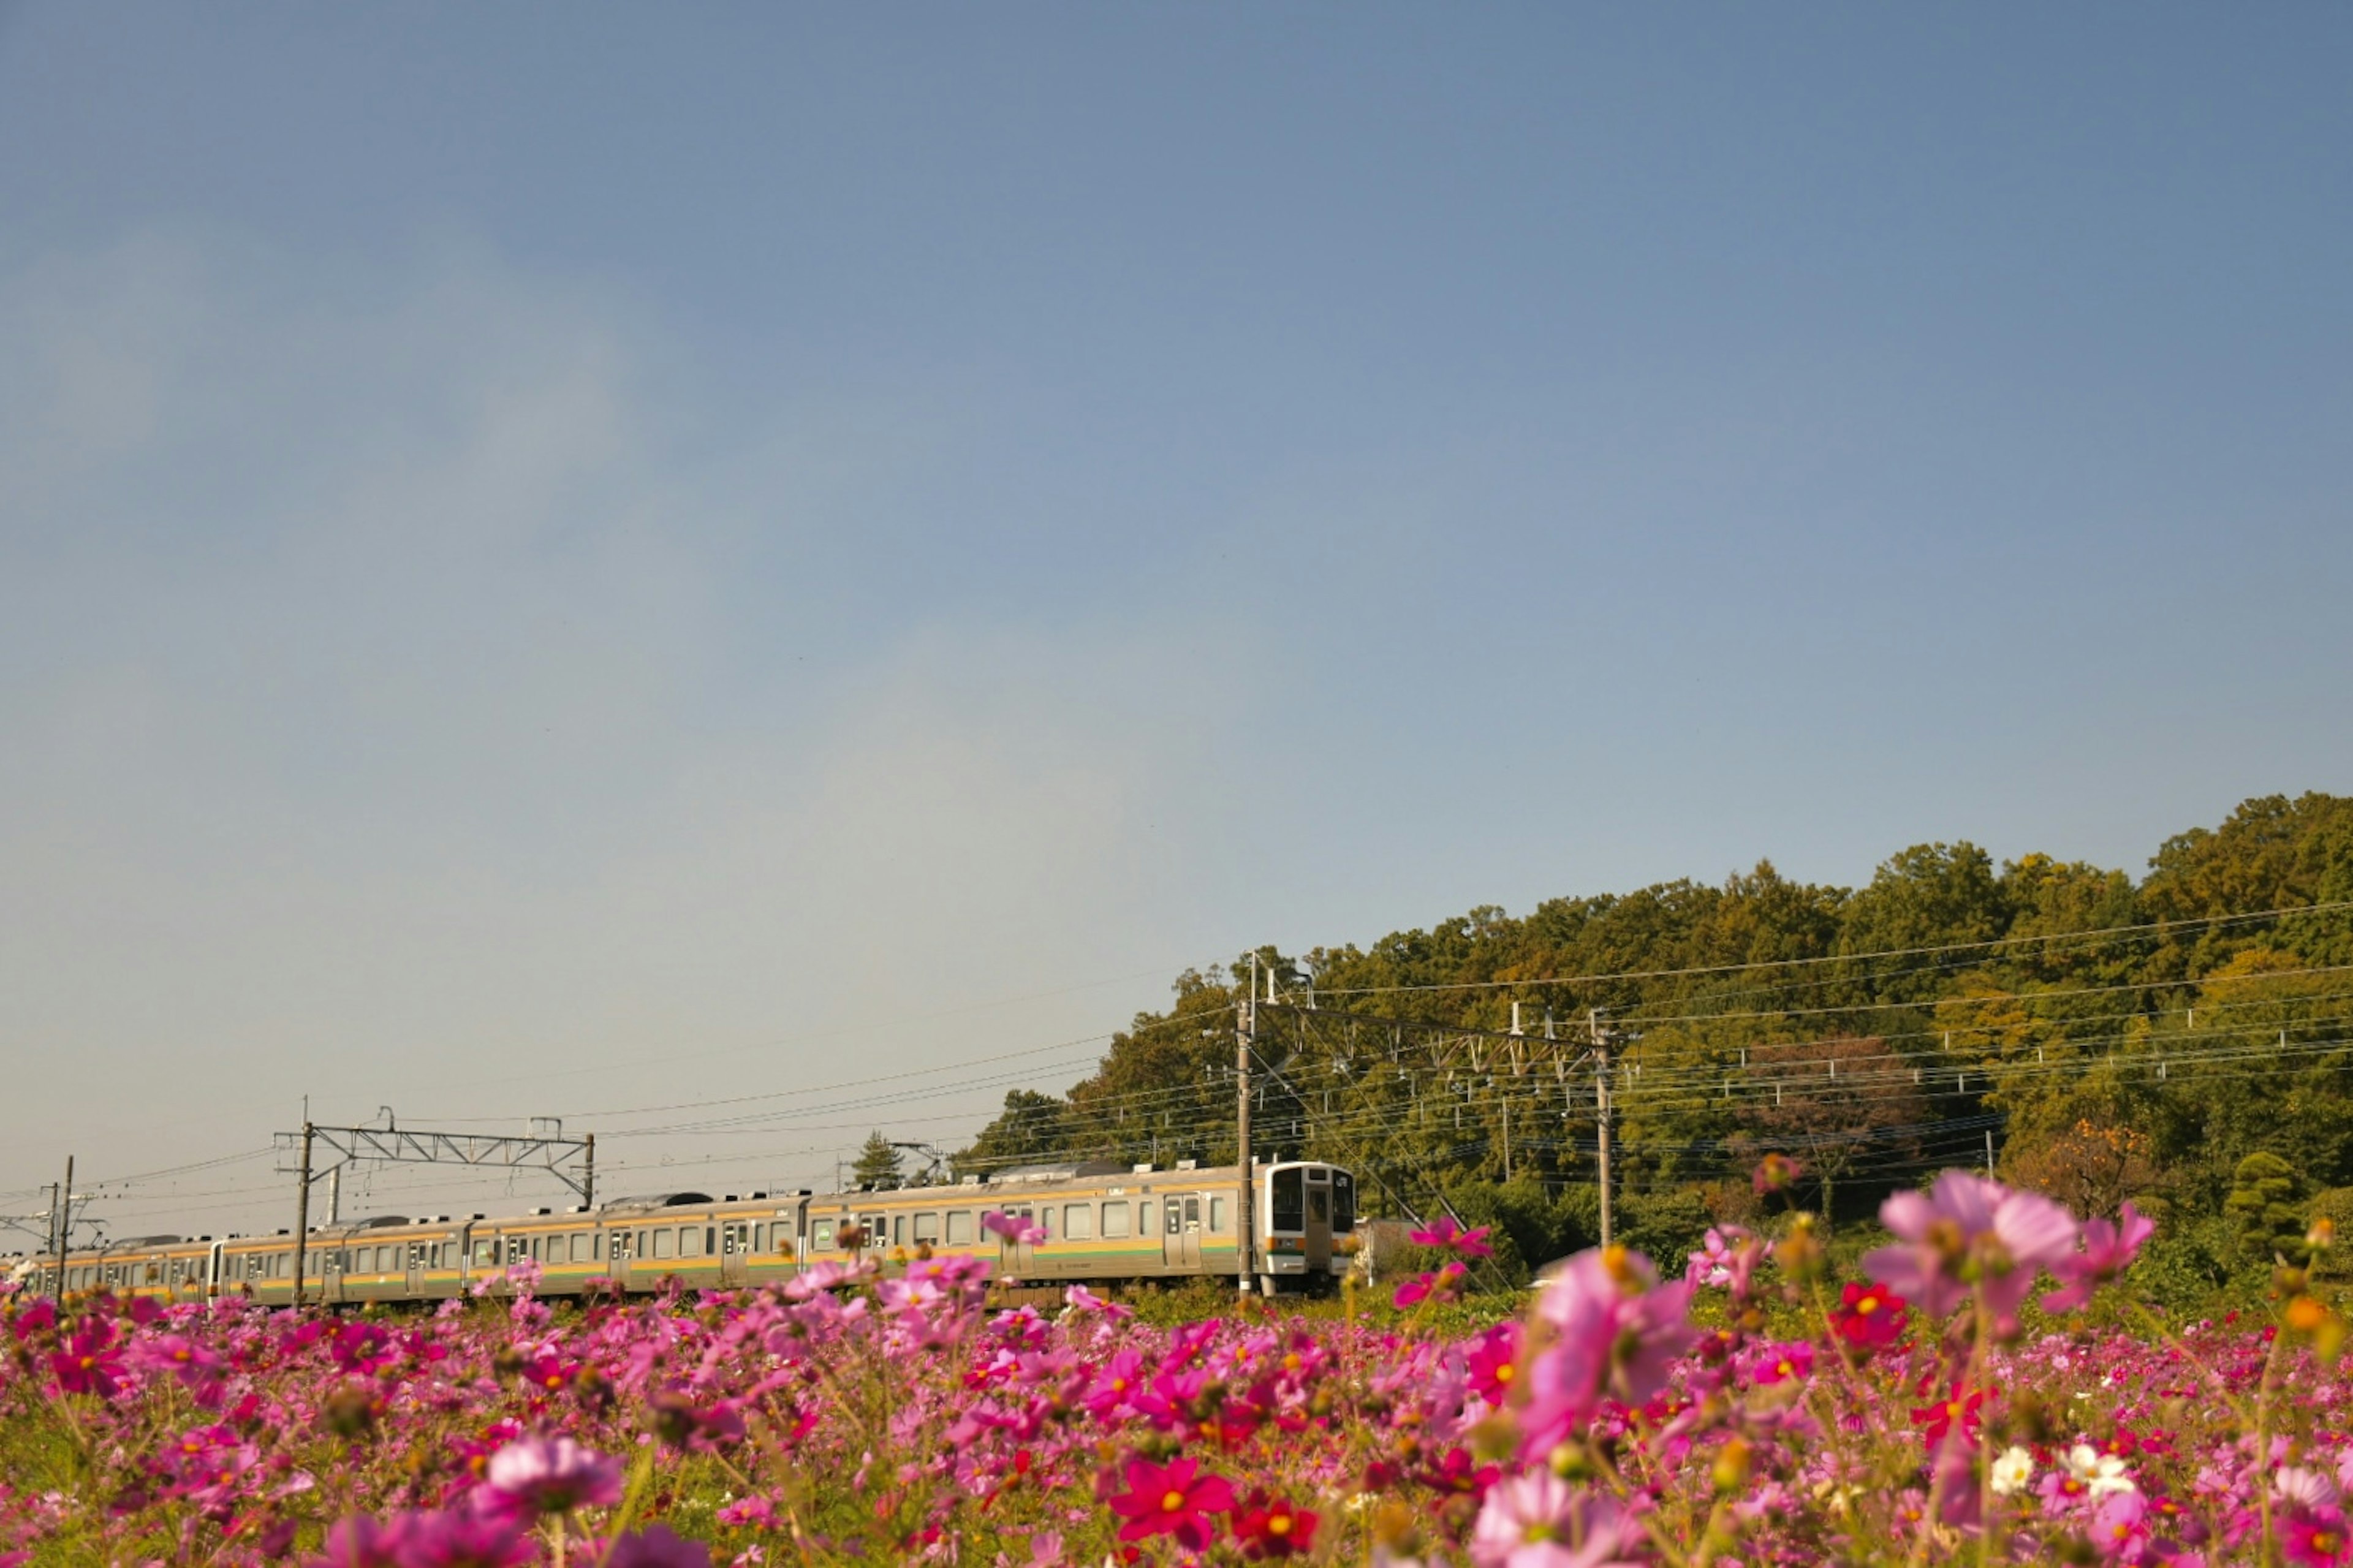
[1729,1036,1930,1226]
[851,1131,903,1190]
[2225,1152,2310,1267]
[956,1091,1082,1176]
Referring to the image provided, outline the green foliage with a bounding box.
[1617,1188,1715,1269]
[2225,1151,2311,1266]
[851,1130,903,1189]
[954,793,2353,1300]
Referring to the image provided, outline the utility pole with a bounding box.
[1984,1127,1995,1178]
[1504,1002,1520,1184]
[327,1165,341,1225]
[52,1156,72,1303]
[583,1133,596,1210]
[292,1121,314,1309]
[1591,1009,1613,1249]
[1237,953,1257,1296]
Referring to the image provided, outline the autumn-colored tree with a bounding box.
[2006,1118,2158,1219]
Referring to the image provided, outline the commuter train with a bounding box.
[8,1159,1357,1306]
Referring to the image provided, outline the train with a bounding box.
[6,1157,1358,1306]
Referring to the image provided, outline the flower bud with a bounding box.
[2310,1217,2338,1253]
[1711,1437,1752,1495]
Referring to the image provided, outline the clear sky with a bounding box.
[3,6,2349,1238]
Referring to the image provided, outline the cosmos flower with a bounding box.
[603,1526,713,1568]
[1409,1216,1496,1259]
[1862,1171,2079,1319]
[2041,1203,2157,1313]
[1105,1455,1237,1551]
[1232,1489,1319,1559]
[1469,1472,1646,1568]
[482,1436,624,1515]
[1518,1246,1694,1457]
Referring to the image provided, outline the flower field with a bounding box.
[6,1172,2353,1568]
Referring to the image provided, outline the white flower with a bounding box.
[2067,1444,2136,1496]
[1991,1446,2034,1496]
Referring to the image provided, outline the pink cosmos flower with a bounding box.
[1105,1455,1237,1550]
[1469,1472,1646,1568]
[482,1435,624,1515]
[1466,1322,1521,1404]
[981,1211,1049,1245]
[1862,1171,2079,1319]
[2041,1203,2157,1313]
[2090,1490,2149,1560]
[1063,1284,1134,1319]
[1393,1260,1468,1308]
[604,1526,713,1568]
[310,1510,532,1568]
[1410,1216,1496,1259]
[50,1324,125,1398]
[1519,1246,1695,1458]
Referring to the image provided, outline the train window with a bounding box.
[1183,1197,1201,1230]
[674,1228,698,1259]
[706,1227,716,1255]
[475,1240,496,1267]
[652,1230,675,1260]
[1164,1202,1182,1237]
[1333,1172,1355,1233]
[1101,1202,1130,1240]
[1271,1167,1305,1232]
[1308,1187,1330,1226]
[893,1215,906,1248]
[1209,1197,1229,1233]
[1063,1204,1093,1240]
[912,1213,939,1244]
[944,1211,971,1246]
[812,1219,835,1251]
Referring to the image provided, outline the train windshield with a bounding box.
[1270,1167,1305,1232]
[1332,1169,1355,1233]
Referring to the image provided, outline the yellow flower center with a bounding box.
[1776,1360,1794,1377]
[1495,1363,1515,1384]
[1162,1491,1187,1513]
[1269,1516,1292,1536]
[1856,1297,1879,1315]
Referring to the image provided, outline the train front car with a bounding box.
[1255,1161,1354,1293]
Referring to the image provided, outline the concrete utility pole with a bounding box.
[52,1156,72,1303]
[1504,1002,1521,1184]
[1237,953,1257,1296]
[583,1133,596,1209]
[1590,1010,1613,1248]
[291,1122,314,1309]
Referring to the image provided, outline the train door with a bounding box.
[720,1221,751,1288]
[1303,1167,1335,1273]
[404,1239,429,1299]
[1162,1194,1203,1271]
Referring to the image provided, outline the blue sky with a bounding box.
[2,7,2349,1230]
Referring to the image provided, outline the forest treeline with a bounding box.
[948,793,2353,1295]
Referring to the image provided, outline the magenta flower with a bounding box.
[982,1210,1050,1245]
[387,1510,534,1568]
[482,1436,623,1515]
[1410,1216,1496,1259]
[50,1323,125,1398]
[1862,1171,2079,1319]
[1393,1260,1468,1308]
[603,1526,713,1568]
[1469,1472,1645,1568]
[2040,1202,2156,1312]
[1519,1247,1695,1458]
[309,1511,531,1568]
[1105,1455,1237,1550]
